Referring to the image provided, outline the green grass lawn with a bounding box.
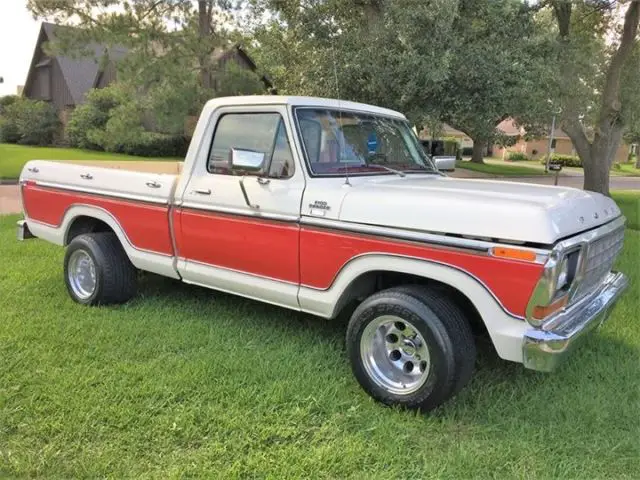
[460,157,640,177]
[614,191,640,231]
[613,163,640,177]
[0,144,180,180]
[456,159,548,176]
[1,197,639,477]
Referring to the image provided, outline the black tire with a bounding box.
[346,286,475,411]
[392,285,476,397]
[64,232,138,305]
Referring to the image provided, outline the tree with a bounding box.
[549,0,640,195]
[247,0,457,117]
[429,0,555,163]
[248,0,552,163]
[27,0,266,126]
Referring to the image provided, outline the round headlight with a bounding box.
[556,257,570,291]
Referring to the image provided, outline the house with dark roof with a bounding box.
[23,22,273,128]
[23,22,127,124]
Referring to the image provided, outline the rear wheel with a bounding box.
[346,286,475,410]
[64,232,137,305]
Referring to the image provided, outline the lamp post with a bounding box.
[545,114,556,174]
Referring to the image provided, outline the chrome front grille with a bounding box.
[573,226,625,301]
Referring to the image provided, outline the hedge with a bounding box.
[119,133,189,158]
[540,154,582,168]
[506,151,529,161]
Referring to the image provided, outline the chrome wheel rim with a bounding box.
[68,250,96,299]
[360,315,431,395]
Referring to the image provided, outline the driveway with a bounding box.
[0,185,21,215]
[490,175,640,190]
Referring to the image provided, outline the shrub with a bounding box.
[0,95,19,114]
[442,137,461,157]
[14,100,61,145]
[540,153,583,168]
[0,116,21,143]
[0,97,60,145]
[66,86,126,150]
[120,132,189,157]
[506,151,529,161]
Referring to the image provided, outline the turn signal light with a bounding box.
[491,247,537,262]
[532,295,568,320]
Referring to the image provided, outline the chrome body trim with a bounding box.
[525,216,626,326]
[179,202,301,223]
[301,216,549,262]
[34,181,169,205]
[16,220,35,241]
[523,272,628,372]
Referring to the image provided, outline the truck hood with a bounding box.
[334,176,621,244]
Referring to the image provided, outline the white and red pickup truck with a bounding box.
[17,96,628,410]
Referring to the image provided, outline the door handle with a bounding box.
[27,167,39,173]
[80,173,93,180]
[257,177,270,186]
[146,181,162,189]
[192,188,211,195]
[239,176,260,209]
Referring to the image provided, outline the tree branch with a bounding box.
[598,0,640,126]
[562,118,591,161]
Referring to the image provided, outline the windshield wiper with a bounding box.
[368,164,406,177]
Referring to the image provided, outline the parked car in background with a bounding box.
[420,139,457,172]
[17,95,628,411]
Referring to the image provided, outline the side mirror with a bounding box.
[230,148,266,173]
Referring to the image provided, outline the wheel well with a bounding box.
[65,216,114,245]
[333,270,487,335]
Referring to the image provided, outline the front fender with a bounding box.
[297,253,529,363]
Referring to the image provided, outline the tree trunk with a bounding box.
[198,0,213,90]
[552,0,640,195]
[470,138,485,164]
[583,124,624,196]
[582,154,610,196]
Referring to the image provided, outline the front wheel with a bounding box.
[64,232,138,305]
[346,286,475,411]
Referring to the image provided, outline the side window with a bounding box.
[268,120,295,179]
[207,113,295,179]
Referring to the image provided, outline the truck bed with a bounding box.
[20,160,179,260]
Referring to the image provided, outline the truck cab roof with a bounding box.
[203,95,406,120]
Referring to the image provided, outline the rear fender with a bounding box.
[27,204,179,279]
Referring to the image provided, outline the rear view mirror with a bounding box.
[230,148,265,173]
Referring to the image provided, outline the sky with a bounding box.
[0,0,40,96]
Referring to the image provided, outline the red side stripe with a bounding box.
[299,227,542,317]
[22,184,174,255]
[177,207,300,283]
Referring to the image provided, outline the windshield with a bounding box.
[295,108,437,176]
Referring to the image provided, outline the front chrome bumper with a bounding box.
[16,220,35,241]
[523,271,628,372]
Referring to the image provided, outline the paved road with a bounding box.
[1,175,638,215]
[491,175,640,190]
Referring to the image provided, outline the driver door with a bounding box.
[176,106,304,309]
